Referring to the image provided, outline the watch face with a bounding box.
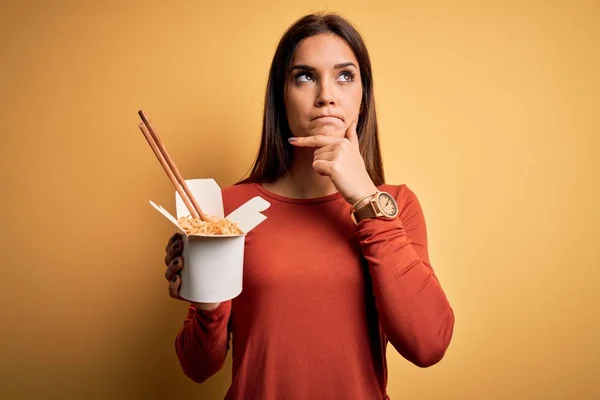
[377,192,398,217]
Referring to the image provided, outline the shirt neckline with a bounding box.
[253,182,345,205]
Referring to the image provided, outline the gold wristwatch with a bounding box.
[351,191,399,225]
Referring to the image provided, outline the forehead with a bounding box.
[291,33,358,67]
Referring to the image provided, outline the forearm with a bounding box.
[175,301,231,382]
[358,217,454,367]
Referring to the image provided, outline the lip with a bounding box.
[312,115,344,122]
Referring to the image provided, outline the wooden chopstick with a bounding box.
[137,110,208,221]
[138,123,200,219]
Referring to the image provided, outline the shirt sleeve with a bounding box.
[174,301,232,382]
[355,185,455,367]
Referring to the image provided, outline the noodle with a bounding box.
[177,215,244,235]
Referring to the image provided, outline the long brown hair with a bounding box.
[238,12,385,185]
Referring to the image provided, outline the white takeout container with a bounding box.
[149,179,270,303]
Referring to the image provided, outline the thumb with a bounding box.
[345,120,359,146]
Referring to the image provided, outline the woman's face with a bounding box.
[285,33,363,139]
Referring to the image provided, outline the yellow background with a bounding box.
[1,1,598,399]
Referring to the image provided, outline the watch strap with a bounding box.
[353,200,377,224]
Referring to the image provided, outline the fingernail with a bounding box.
[172,241,180,250]
[171,276,177,282]
[173,258,180,266]
[288,137,298,143]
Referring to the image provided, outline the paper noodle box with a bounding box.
[149,179,270,303]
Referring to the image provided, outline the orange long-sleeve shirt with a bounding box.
[175,182,455,399]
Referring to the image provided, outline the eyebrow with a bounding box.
[290,62,357,71]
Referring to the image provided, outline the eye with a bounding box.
[295,72,315,83]
[337,70,356,82]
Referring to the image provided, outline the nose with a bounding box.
[315,80,336,107]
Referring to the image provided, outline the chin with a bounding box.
[307,126,345,137]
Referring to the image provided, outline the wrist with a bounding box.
[193,302,221,311]
[350,185,378,210]
[353,195,375,211]
[351,190,400,225]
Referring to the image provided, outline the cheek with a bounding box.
[352,86,363,110]
[285,91,309,124]
[345,87,363,118]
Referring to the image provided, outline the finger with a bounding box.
[344,120,359,146]
[164,238,183,266]
[313,143,338,156]
[168,275,181,299]
[288,135,344,148]
[312,160,335,177]
[165,256,184,282]
[313,151,336,162]
[165,232,182,252]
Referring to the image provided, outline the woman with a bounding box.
[163,12,454,400]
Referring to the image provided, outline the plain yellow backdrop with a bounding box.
[1,0,598,399]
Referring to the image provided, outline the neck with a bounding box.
[265,148,338,199]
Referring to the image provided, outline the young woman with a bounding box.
[163,12,455,400]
